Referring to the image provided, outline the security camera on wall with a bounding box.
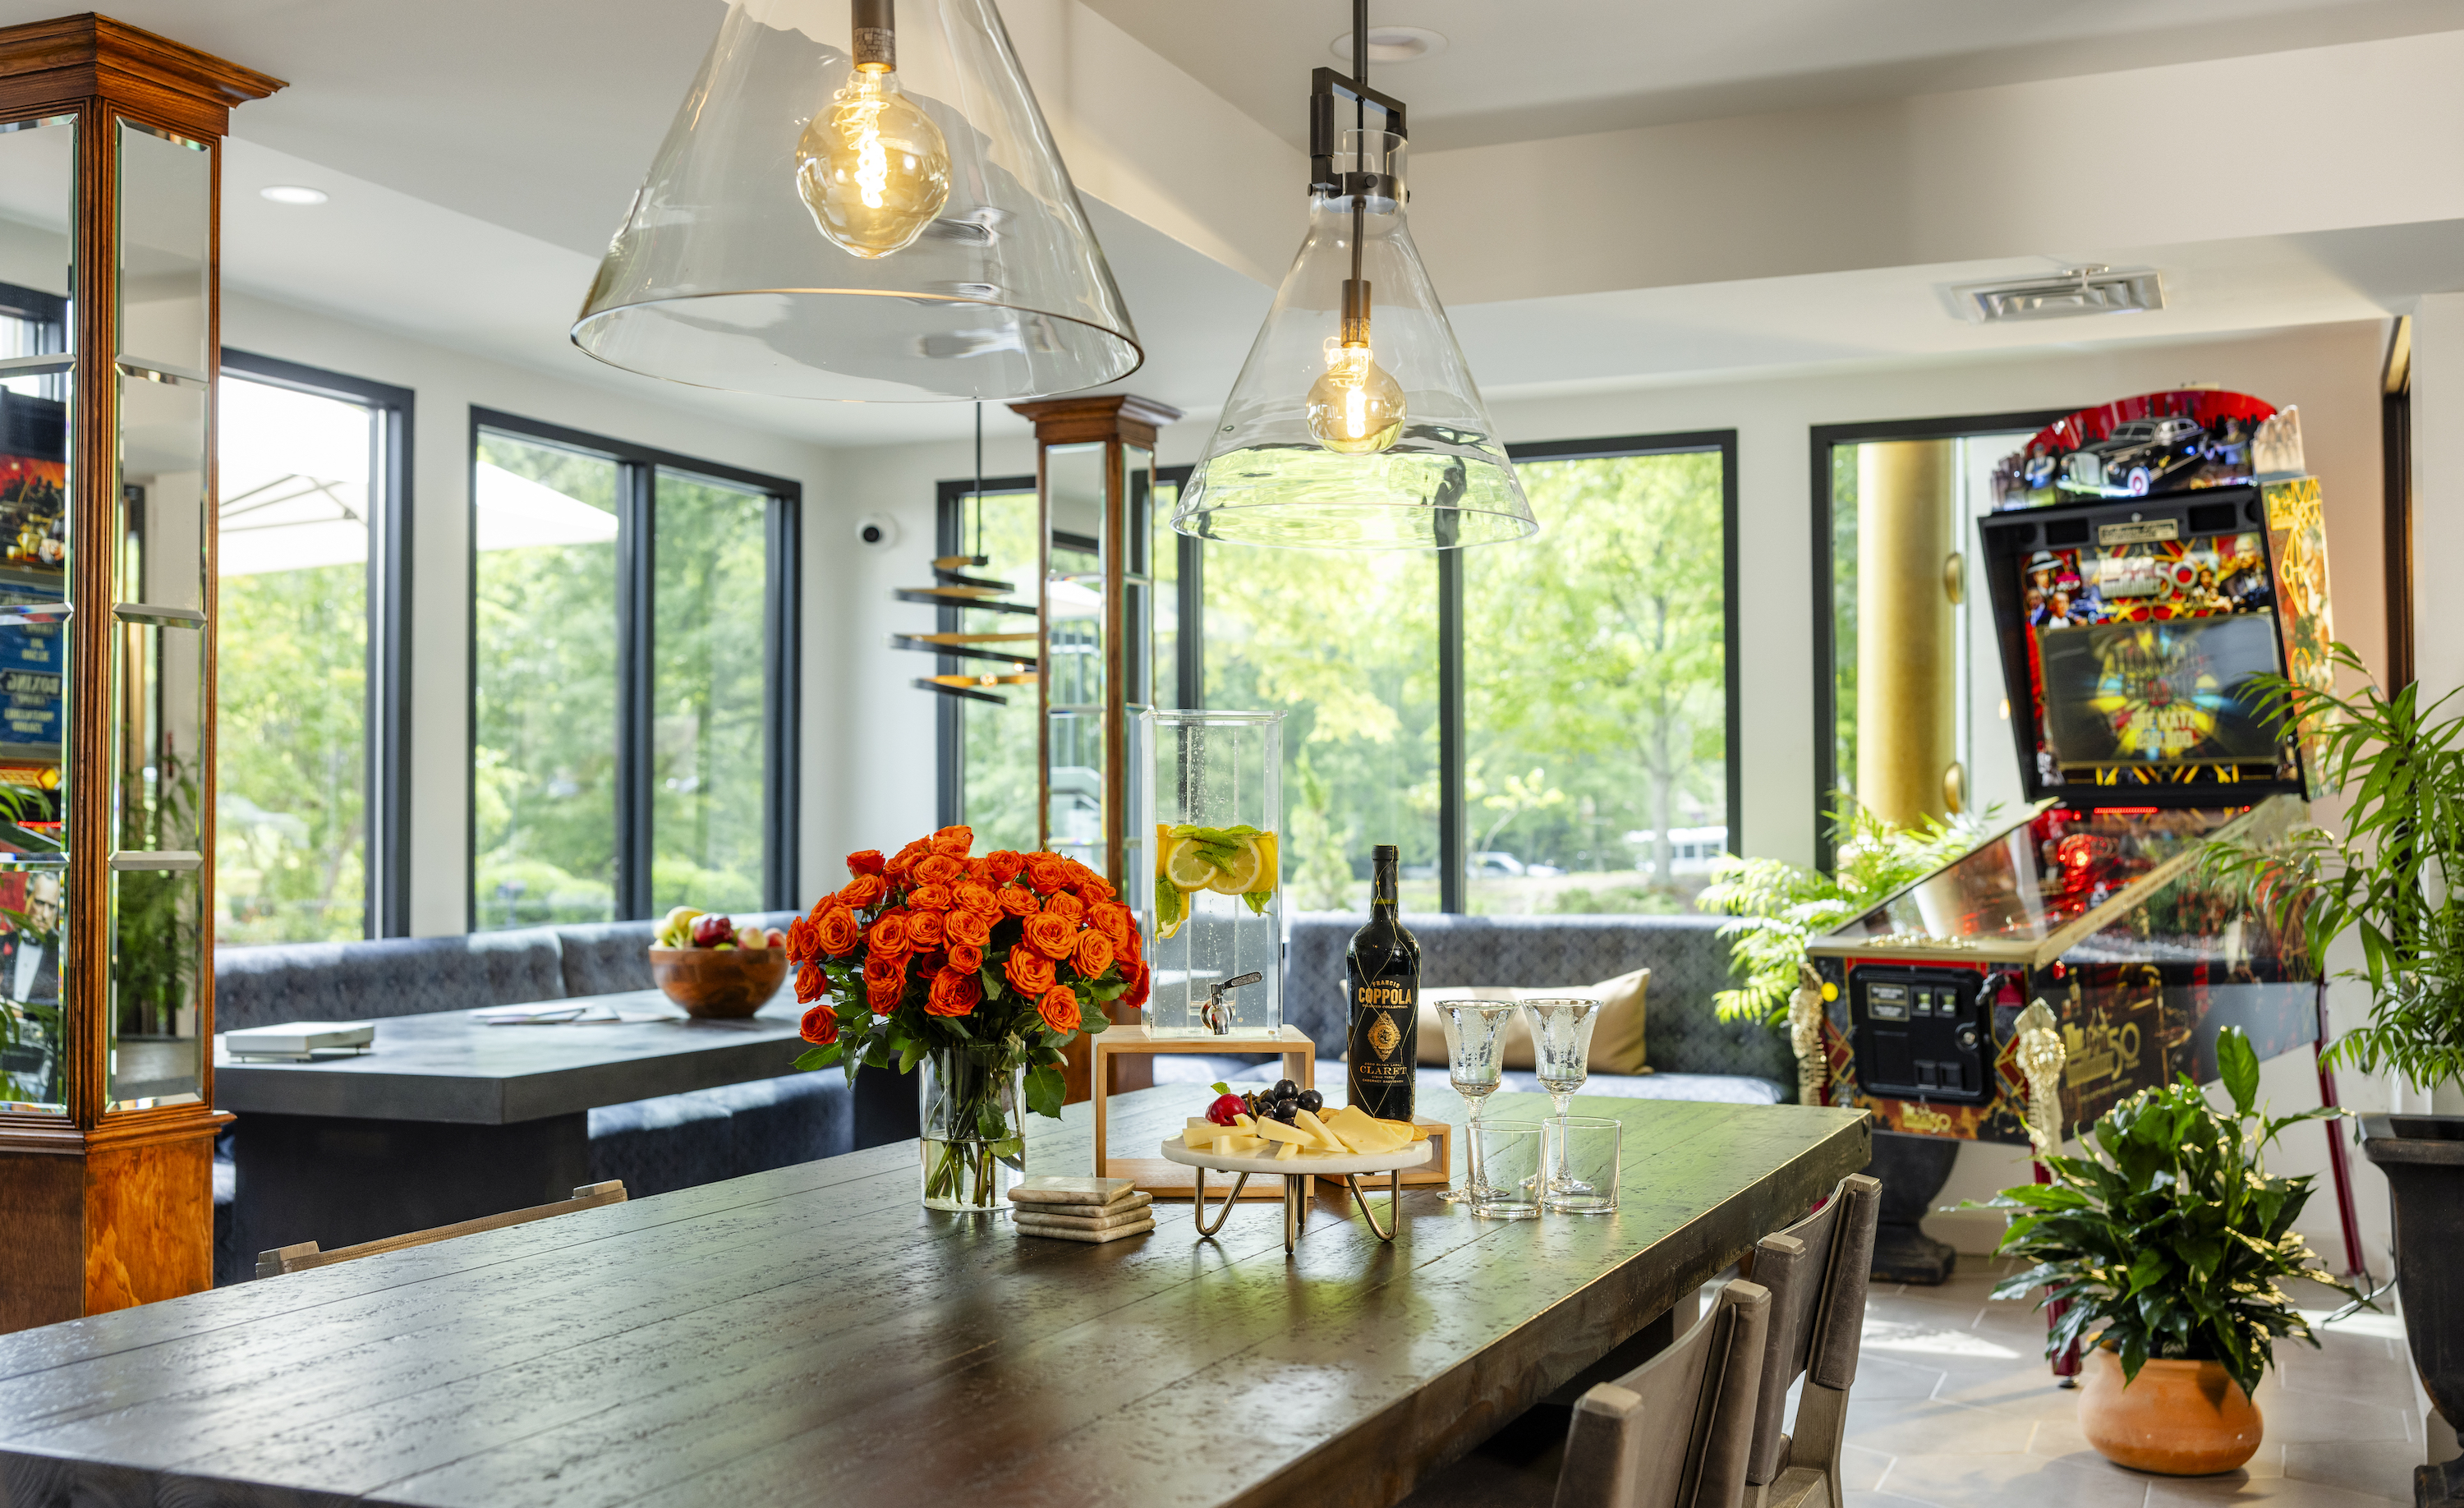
[856,513,900,549]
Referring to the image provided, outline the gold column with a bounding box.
[1855,440,1956,828]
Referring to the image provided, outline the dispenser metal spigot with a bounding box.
[1202,972,1264,1036]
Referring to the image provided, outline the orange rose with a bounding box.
[1024,853,1072,894]
[1023,911,1078,961]
[1004,947,1055,998]
[965,857,995,885]
[867,911,911,957]
[908,910,946,950]
[930,825,974,858]
[847,849,886,876]
[839,873,886,910]
[1073,929,1115,981]
[785,915,820,963]
[1087,901,1133,948]
[946,941,983,975]
[944,906,992,949]
[1064,859,1103,890]
[816,906,862,958]
[998,885,1041,918]
[986,850,1027,885]
[954,881,1000,919]
[1075,877,1117,905]
[795,962,829,1005]
[1037,984,1081,1034]
[1043,891,1085,924]
[926,965,981,1018]
[866,976,903,1014]
[1123,959,1151,1011]
[885,839,931,878]
[914,854,963,886]
[1117,923,1142,967]
[907,881,953,913]
[862,949,905,990]
[798,1003,839,1044]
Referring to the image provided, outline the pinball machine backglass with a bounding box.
[1808,391,2334,1147]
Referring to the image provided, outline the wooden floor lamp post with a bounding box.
[0,15,280,1331]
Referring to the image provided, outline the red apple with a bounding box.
[690,913,734,948]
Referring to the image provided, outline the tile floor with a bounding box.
[1835,1262,2418,1508]
[1407,1262,2423,1507]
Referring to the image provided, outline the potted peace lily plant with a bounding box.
[2203,642,2464,1502]
[1970,1028,2366,1476]
[784,825,1145,1211]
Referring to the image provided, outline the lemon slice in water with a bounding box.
[1203,838,1265,895]
[1163,838,1221,893]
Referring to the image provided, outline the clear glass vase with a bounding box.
[918,1046,1027,1211]
[1138,709,1285,1038]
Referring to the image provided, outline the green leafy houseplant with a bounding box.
[1969,1028,2365,1398]
[1697,798,2002,1025]
[2203,642,2464,1090]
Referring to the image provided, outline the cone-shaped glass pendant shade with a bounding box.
[1173,131,1533,549]
[574,0,1142,402]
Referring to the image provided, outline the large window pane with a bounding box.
[954,488,1041,851]
[1464,452,1727,915]
[472,432,618,928]
[1203,548,1437,913]
[650,473,767,913]
[214,375,372,943]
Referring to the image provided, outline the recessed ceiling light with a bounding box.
[259,185,328,205]
[1328,25,1446,64]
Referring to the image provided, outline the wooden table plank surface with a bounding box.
[0,1086,1869,1508]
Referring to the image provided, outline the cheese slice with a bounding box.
[1184,1119,1218,1150]
[1215,1133,1264,1156]
[1253,1117,1308,1146]
[1292,1109,1346,1153]
[1233,1112,1256,1132]
[1273,1140,1299,1161]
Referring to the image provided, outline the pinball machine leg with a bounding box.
[2035,1159,2084,1386]
[2314,985,2369,1279]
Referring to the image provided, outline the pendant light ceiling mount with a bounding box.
[574,0,1142,403]
[1171,0,1533,551]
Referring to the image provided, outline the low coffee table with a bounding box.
[214,988,811,1265]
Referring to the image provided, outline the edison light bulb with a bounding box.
[795,64,951,259]
[1306,337,1405,454]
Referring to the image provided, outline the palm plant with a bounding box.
[1970,1028,2365,1397]
[2204,642,2464,1090]
[1697,798,2002,1025]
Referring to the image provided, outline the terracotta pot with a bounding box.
[647,947,790,1018]
[2077,1345,2262,1475]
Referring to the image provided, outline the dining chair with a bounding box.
[1553,1276,1772,1508]
[255,1179,627,1278]
[1739,1174,1882,1508]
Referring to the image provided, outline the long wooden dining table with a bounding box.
[0,1084,1869,1508]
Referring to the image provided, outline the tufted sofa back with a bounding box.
[1283,913,1792,1085]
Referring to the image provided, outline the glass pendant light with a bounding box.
[574,0,1142,402]
[1171,5,1533,549]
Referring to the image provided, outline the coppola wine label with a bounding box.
[1345,844,1420,1122]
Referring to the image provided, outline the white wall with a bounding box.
[221,292,839,938]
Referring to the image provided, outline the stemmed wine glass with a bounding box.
[1437,1001,1519,1205]
[1521,997,1601,1194]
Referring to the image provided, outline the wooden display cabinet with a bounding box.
[0,16,280,1331]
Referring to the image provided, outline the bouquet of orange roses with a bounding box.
[784,825,1147,1207]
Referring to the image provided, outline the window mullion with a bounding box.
[615,460,655,920]
[1438,543,1465,914]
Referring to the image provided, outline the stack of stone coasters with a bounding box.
[1006,1176,1156,1243]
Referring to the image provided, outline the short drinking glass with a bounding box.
[1542,1116,1621,1214]
[1467,1120,1545,1220]
[1438,1000,1519,1204]
[1521,997,1601,1194]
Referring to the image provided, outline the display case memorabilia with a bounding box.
[0,16,280,1331]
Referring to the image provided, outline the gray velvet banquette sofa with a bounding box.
[1150,913,1795,1105]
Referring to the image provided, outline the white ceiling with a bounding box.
[1082,0,2464,150]
[3,0,2451,450]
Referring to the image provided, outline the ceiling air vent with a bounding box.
[1951,266,2165,324]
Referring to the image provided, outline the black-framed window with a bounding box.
[468,410,799,930]
[1810,408,2069,869]
[215,348,413,940]
[936,432,1740,916]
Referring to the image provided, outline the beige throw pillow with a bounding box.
[1414,969,1649,1076]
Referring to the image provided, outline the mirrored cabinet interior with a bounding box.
[0,14,278,1331]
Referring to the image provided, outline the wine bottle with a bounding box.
[1345,844,1420,1122]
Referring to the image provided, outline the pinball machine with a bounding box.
[1805,388,2366,1303]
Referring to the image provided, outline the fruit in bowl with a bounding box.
[649,908,789,1018]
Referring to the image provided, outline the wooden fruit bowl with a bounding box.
[647,947,790,1018]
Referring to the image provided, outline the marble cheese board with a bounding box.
[1158,1136,1432,1178]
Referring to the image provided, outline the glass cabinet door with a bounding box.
[108,119,212,1110]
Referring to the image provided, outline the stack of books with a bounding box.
[1005,1177,1155,1243]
